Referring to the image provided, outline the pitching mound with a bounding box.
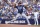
[0,24,40,27]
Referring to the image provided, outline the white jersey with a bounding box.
[33,12,39,18]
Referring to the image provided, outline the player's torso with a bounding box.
[34,12,39,17]
[17,5,24,13]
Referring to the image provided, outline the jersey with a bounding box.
[16,5,24,14]
[34,12,39,18]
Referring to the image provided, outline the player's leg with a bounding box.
[34,17,38,25]
[34,18,36,25]
[6,13,21,24]
[27,17,31,25]
[36,18,38,25]
[22,13,31,25]
[11,13,21,21]
[22,13,27,19]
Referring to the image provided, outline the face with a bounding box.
[19,4,21,6]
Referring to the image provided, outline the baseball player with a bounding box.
[32,10,39,25]
[7,2,31,25]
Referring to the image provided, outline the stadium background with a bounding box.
[0,0,40,25]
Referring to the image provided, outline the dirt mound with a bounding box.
[0,24,40,27]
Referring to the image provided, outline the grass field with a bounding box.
[0,24,40,27]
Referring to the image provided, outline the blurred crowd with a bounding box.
[0,0,40,19]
